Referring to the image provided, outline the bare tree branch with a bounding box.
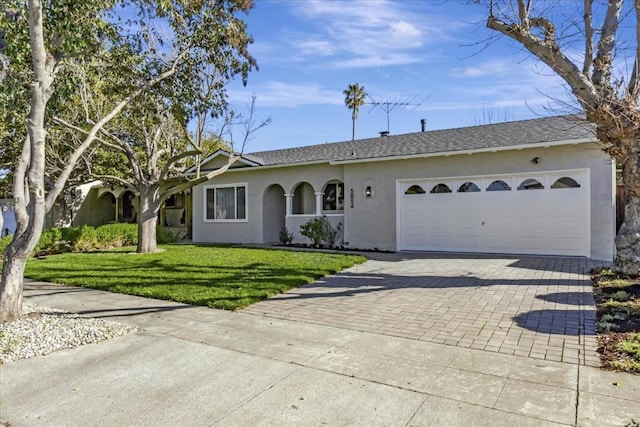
[628,0,640,98]
[158,149,203,182]
[91,173,136,191]
[583,0,594,75]
[592,0,622,87]
[159,154,240,201]
[486,14,598,109]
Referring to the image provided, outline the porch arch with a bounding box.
[291,181,316,215]
[263,184,286,243]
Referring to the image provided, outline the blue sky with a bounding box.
[226,0,575,153]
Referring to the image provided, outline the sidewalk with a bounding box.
[1,281,639,426]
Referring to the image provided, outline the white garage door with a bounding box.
[397,171,590,256]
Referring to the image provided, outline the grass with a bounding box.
[23,245,366,310]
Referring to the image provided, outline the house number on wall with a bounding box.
[350,188,354,208]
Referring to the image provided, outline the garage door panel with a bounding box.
[398,171,589,256]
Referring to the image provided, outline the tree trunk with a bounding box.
[0,207,4,237]
[614,148,640,275]
[351,115,356,141]
[0,0,52,322]
[136,188,160,253]
[0,250,28,321]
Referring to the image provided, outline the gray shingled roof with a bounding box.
[247,115,596,166]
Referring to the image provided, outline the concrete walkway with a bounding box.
[0,260,638,425]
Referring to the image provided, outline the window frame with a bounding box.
[457,182,481,193]
[486,180,512,192]
[322,181,345,212]
[405,184,426,195]
[430,183,452,194]
[517,178,544,191]
[203,183,248,223]
[551,176,581,189]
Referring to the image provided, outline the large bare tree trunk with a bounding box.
[614,146,640,274]
[137,188,160,253]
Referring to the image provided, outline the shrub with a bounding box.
[35,227,64,254]
[72,225,98,252]
[156,226,176,244]
[610,290,631,302]
[3,223,178,256]
[300,216,342,248]
[59,226,83,245]
[279,227,294,245]
[95,223,138,248]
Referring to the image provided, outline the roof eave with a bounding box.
[183,149,263,175]
[329,137,599,165]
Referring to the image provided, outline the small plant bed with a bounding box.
[23,245,366,310]
[274,243,395,254]
[592,268,640,374]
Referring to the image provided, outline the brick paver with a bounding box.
[243,253,602,366]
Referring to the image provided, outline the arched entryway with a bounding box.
[97,192,116,224]
[263,184,286,243]
[121,191,136,223]
[292,181,315,215]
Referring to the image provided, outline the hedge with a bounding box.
[1,223,176,256]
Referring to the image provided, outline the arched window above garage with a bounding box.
[430,183,452,194]
[405,184,426,195]
[458,182,480,193]
[551,177,580,189]
[486,180,511,191]
[517,178,544,190]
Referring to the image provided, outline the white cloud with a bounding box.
[285,0,454,68]
[334,53,424,69]
[451,59,511,78]
[297,40,336,56]
[229,82,343,108]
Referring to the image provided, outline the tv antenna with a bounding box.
[367,95,426,133]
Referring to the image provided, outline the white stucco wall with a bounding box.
[191,142,615,261]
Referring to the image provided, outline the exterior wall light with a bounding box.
[365,185,373,198]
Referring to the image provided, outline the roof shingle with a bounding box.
[248,115,596,166]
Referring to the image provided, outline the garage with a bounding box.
[397,170,590,256]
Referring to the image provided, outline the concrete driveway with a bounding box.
[244,253,601,366]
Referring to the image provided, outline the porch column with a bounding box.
[315,192,323,215]
[115,197,119,223]
[284,193,293,216]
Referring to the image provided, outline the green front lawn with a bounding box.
[24,245,366,310]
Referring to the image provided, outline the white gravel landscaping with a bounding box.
[0,304,137,364]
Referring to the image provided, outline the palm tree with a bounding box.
[343,83,367,141]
